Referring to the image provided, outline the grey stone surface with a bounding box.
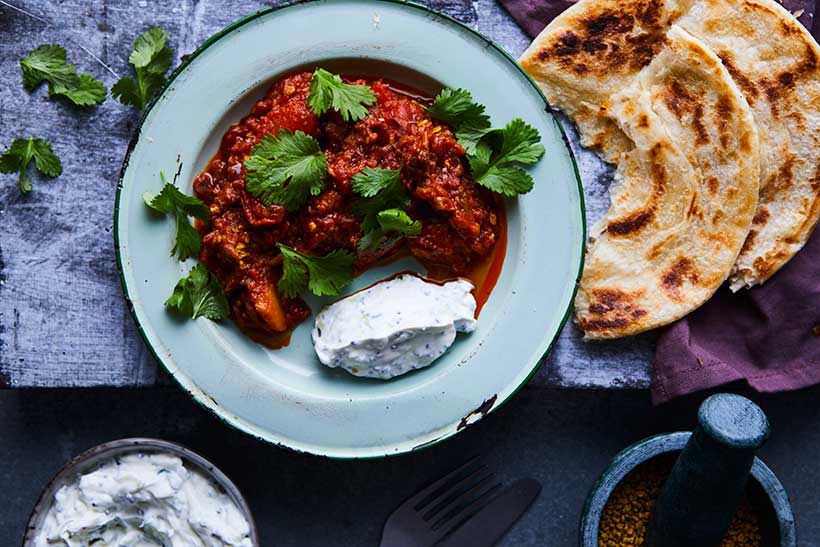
[0,0,652,388]
[3,386,819,546]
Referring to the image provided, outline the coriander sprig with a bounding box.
[277,244,355,298]
[350,167,420,250]
[143,172,210,260]
[20,45,106,107]
[112,27,174,111]
[0,137,62,193]
[165,264,229,320]
[307,68,376,122]
[244,130,328,212]
[425,88,491,154]
[469,119,545,196]
[425,88,544,196]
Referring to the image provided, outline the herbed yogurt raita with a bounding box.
[34,452,253,547]
[312,274,477,379]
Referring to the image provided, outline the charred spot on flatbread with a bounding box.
[536,1,669,76]
[578,288,649,334]
[661,257,701,299]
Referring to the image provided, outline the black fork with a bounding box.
[379,459,503,547]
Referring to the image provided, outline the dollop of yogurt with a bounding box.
[312,274,477,379]
[34,452,253,547]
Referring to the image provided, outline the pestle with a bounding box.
[644,393,770,547]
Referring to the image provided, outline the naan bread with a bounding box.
[521,0,820,294]
[521,18,760,338]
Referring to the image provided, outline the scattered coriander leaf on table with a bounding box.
[307,68,377,122]
[244,130,328,211]
[54,73,107,106]
[277,244,355,298]
[0,137,62,193]
[20,44,107,107]
[112,27,173,111]
[129,27,171,67]
[470,118,545,196]
[20,45,76,90]
[165,264,229,320]
[143,172,209,260]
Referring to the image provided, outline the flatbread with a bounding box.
[675,0,820,288]
[521,20,760,338]
[521,0,820,293]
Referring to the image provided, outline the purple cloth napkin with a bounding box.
[500,0,820,402]
[500,0,819,40]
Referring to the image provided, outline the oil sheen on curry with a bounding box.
[186,69,544,379]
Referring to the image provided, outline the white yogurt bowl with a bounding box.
[22,438,259,546]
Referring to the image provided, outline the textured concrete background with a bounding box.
[0,0,654,389]
[2,386,820,546]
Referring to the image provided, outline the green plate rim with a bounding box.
[113,0,587,459]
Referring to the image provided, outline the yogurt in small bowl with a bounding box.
[23,438,258,547]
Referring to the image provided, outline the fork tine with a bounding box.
[422,469,493,520]
[431,479,503,531]
[408,457,482,510]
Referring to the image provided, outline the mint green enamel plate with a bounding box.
[115,0,585,458]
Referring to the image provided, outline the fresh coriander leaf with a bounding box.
[113,27,173,111]
[20,44,106,107]
[307,68,377,122]
[129,27,168,68]
[144,171,209,260]
[350,167,412,245]
[188,266,227,319]
[276,244,354,298]
[0,137,62,194]
[278,251,310,299]
[165,264,229,320]
[54,73,107,106]
[111,77,141,109]
[358,208,421,251]
[467,141,492,179]
[456,121,494,155]
[0,148,21,173]
[470,119,544,197]
[425,88,491,153]
[350,166,402,198]
[30,139,62,177]
[377,208,421,236]
[172,212,202,260]
[475,165,534,196]
[350,167,407,214]
[147,173,210,219]
[20,45,77,91]
[493,118,545,166]
[144,47,173,75]
[350,167,418,250]
[144,172,210,219]
[244,130,327,212]
[304,249,356,296]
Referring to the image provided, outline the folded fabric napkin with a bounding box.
[500,0,820,402]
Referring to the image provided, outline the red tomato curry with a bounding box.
[193,72,506,346]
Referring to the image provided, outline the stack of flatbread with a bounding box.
[520,0,820,339]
